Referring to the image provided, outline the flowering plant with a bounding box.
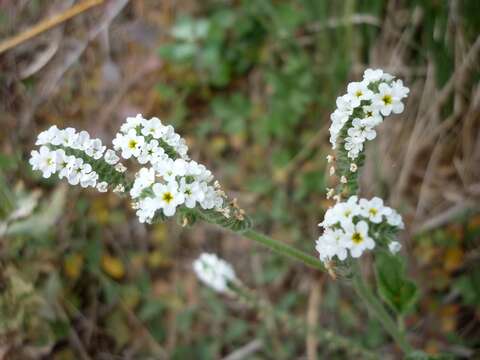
[29,69,423,357]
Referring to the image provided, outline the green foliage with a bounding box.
[375,251,418,315]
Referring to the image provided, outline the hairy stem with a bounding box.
[351,261,413,355]
[241,228,325,271]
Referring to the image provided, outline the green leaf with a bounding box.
[375,251,418,315]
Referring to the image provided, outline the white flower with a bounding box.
[36,126,60,146]
[29,146,57,178]
[66,158,85,185]
[363,68,384,83]
[97,181,108,192]
[391,79,410,99]
[73,130,91,150]
[56,150,74,179]
[104,149,120,165]
[141,117,165,138]
[386,211,404,229]
[193,253,236,293]
[120,114,143,134]
[112,129,145,159]
[359,197,385,223]
[316,229,349,262]
[138,140,163,164]
[152,181,185,216]
[135,196,160,223]
[85,138,106,159]
[57,128,77,147]
[114,163,127,173]
[179,178,205,208]
[350,163,358,172]
[374,83,405,116]
[80,169,98,188]
[344,220,375,258]
[389,241,402,254]
[347,81,373,107]
[347,118,377,141]
[130,167,156,198]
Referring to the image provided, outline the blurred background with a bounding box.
[0,1,479,359]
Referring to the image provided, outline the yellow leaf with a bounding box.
[64,253,84,280]
[101,255,125,280]
[444,248,463,272]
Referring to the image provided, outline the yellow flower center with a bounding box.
[369,208,378,216]
[344,210,351,217]
[352,232,364,244]
[128,139,137,149]
[382,95,392,105]
[47,158,54,165]
[162,192,173,203]
[355,90,363,97]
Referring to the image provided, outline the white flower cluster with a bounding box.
[120,114,226,223]
[112,114,189,162]
[316,196,404,262]
[130,161,225,223]
[30,115,245,227]
[329,69,409,160]
[193,253,236,293]
[29,126,124,192]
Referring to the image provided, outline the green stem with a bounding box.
[241,228,325,271]
[351,261,413,355]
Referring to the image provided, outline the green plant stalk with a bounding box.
[241,228,325,271]
[351,261,413,355]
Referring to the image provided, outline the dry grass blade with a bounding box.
[0,0,105,55]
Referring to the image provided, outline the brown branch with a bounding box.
[0,0,105,55]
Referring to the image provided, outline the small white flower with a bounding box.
[80,169,98,188]
[350,163,358,172]
[141,117,165,138]
[316,228,349,262]
[97,181,108,192]
[66,158,85,185]
[85,138,106,160]
[344,220,375,258]
[36,126,60,146]
[120,114,143,134]
[179,178,205,208]
[326,155,334,163]
[389,241,402,254]
[113,129,145,159]
[347,118,377,141]
[29,146,57,178]
[340,176,347,184]
[359,197,385,223]
[152,181,185,217]
[363,68,384,83]
[347,81,373,107]
[114,163,127,173]
[329,166,335,176]
[373,83,405,116]
[130,167,156,198]
[193,253,236,293]
[386,211,404,229]
[104,149,120,165]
